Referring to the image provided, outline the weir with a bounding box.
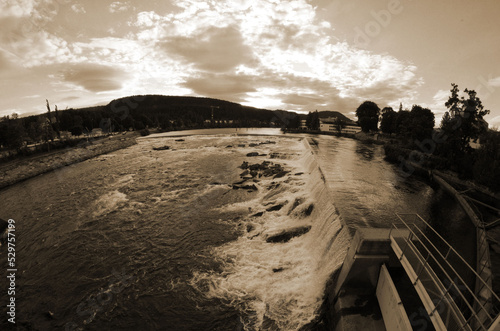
[299,137,499,330]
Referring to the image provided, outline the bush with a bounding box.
[139,128,150,136]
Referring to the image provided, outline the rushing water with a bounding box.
[0,129,467,330]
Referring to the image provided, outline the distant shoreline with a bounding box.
[0,132,138,190]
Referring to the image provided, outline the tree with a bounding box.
[28,120,43,143]
[53,105,61,139]
[441,83,490,155]
[395,109,411,136]
[333,117,345,135]
[5,118,26,151]
[380,107,397,135]
[311,110,320,130]
[355,101,380,132]
[306,111,320,130]
[472,130,500,191]
[305,112,312,130]
[70,125,83,136]
[408,105,434,141]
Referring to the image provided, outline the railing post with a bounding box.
[400,231,412,260]
[430,282,453,317]
[413,251,430,286]
[444,246,452,259]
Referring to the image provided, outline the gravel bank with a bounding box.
[0,133,138,190]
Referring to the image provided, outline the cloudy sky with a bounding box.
[1,0,499,127]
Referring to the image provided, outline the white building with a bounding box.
[343,125,362,134]
[319,118,361,134]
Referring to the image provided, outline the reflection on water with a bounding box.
[311,135,435,229]
[355,145,375,160]
[0,129,464,330]
[143,127,285,139]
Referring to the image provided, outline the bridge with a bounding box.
[333,214,500,331]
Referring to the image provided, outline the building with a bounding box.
[319,118,361,134]
[298,116,361,134]
[299,119,308,130]
[343,124,362,134]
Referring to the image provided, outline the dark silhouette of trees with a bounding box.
[472,130,500,191]
[394,109,411,136]
[356,101,380,132]
[1,116,26,151]
[441,84,490,155]
[380,107,397,135]
[408,105,434,142]
[306,111,320,130]
[333,117,346,135]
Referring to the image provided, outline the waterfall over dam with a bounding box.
[190,138,352,330]
[1,129,467,330]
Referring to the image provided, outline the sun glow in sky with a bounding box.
[1,0,500,127]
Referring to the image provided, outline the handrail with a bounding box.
[397,213,500,304]
[393,213,500,330]
[391,222,478,329]
[401,223,488,328]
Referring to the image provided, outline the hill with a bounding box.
[297,111,355,124]
[103,95,298,129]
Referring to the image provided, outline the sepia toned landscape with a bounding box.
[1,1,499,330]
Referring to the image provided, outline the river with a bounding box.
[0,129,473,330]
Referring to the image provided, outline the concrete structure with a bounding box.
[343,124,362,134]
[319,118,361,134]
[333,221,500,331]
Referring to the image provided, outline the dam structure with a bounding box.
[331,214,500,331]
[299,137,499,330]
[0,130,498,330]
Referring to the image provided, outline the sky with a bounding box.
[1,0,499,127]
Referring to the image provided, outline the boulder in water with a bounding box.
[266,203,286,212]
[265,225,312,243]
[304,204,314,216]
[246,152,259,157]
[153,146,170,151]
[273,170,289,179]
[232,183,258,191]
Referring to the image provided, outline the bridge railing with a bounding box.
[391,213,500,331]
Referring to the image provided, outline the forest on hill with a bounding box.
[0,95,307,155]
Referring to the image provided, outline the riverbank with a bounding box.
[0,132,138,190]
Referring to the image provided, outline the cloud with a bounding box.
[488,76,500,87]
[109,1,132,13]
[162,25,257,72]
[0,0,35,18]
[281,93,325,106]
[71,3,86,14]
[61,63,130,92]
[183,72,257,102]
[0,51,11,72]
[486,115,500,129]
[127,0,424,112]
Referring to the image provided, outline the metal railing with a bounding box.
[390,213,500,331]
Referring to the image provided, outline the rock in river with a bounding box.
[265,225,312,243]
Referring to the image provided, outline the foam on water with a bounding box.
[92,190,129,218]
[190,139,351,330]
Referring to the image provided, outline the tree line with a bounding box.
[0,95,297,155]
[354,84,498,191]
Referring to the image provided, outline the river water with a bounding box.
[0,129,472,330]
